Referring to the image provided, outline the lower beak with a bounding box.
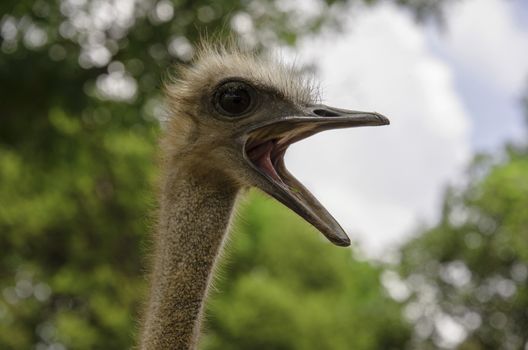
[243,104,389,247]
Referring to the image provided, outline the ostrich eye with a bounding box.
[214,81,254,117]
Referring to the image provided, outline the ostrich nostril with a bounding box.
[313,109,340,117]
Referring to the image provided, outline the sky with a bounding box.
[283,0,528,258]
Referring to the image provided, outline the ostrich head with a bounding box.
[163,44,389,247]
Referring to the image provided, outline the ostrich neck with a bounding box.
[140,163,239,350]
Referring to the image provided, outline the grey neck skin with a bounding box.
[140,163,239,350]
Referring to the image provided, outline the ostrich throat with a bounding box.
[141,161,238,350]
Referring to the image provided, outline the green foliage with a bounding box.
[203,192,410,350]
[400,145,528,349]
[0,110,155,348]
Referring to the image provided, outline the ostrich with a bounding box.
[139,43,389,350]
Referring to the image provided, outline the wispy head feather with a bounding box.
[165,39,321,113]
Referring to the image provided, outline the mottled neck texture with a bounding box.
[140,163,239,350]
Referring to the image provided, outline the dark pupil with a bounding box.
[219,88,250,115]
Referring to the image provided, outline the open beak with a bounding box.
[242,104,389,247]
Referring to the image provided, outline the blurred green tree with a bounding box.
[0,0,456,348]
[203,192,410,350]
[399,97,528,349]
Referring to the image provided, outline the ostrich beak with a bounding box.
[243,104,389,247]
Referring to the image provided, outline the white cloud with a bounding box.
[426,0,528,151]
[437,0,528,95]
[280,3,472,256]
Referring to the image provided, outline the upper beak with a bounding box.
[243,104,389,247]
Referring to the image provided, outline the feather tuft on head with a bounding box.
[164,39,321,117]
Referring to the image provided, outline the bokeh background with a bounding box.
[1,0,527,349]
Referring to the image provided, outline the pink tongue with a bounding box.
[250,141,281,182]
